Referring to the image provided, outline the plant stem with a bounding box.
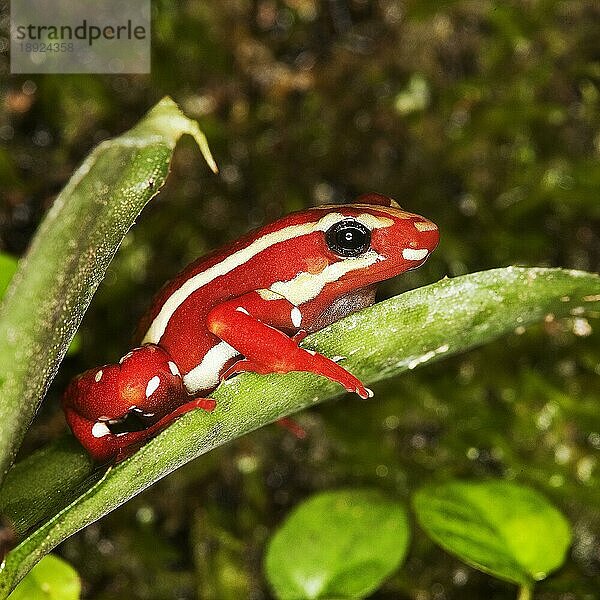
[518,584,533,600]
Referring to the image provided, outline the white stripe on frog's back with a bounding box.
[142,211,394,344]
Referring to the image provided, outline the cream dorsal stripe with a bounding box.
[142,211,394,344]
[270,250,383,306]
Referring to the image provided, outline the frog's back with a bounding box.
[136,208,334,374]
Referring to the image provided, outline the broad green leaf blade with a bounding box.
[413,481,572,586]
[9,555,80,600]
[0,97,216,483]
[0,266,597,597]
[264,489,410,599]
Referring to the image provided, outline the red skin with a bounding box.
[63,193,439,462]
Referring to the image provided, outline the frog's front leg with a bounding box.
[207,290,373,399]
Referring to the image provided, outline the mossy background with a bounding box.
[1,1,599,598]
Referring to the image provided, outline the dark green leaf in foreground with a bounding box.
[9,555,80,600]
[0,97,216,483]
[413,481,572,586]
[0,267,597,598]
[265,489,410,599]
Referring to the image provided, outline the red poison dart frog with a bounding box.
[62,193,439,462]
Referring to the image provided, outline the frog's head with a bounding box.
[307,193,439,293]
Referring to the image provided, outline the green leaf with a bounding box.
[0,437,96,538]
[0,254,18,300]
[0,97,216,483]
[0,253,80,357]
[264,489,410,599]
[0,267,597,597]
[413,480,572,586]
[9,555,80,600]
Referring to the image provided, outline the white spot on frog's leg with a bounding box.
[94,370,103,383]
[291,307,302,328]
[402,248,429,261]
[236,306,250,315]
[145,375,161,397]
[119,351,134,364]
[92,422,111,438]
[183,341,239,394]
[168,361,180,376]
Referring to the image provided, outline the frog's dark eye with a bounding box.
[325,219,371,257]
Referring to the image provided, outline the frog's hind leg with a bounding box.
[63,397,215,463]
[62,344,215,463]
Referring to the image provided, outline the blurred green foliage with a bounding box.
[263,483,571,598]
[265,489,410,599]
[1,1,598,598]
[413,481,572,588]
[10,554,80,600]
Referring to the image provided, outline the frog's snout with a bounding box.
[406,218,439,260]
